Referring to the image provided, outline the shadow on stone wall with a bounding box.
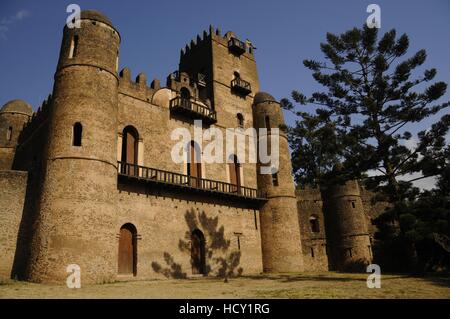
[151,208,243,280]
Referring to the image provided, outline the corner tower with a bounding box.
[253,92,304,272]
[27,10,120,283]
[0,100,33,169]
[323,180,373,271]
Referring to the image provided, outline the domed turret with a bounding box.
[26,10,120,283]
[322,180,372,271]
[0,100,33,169]
[253,91,304,272]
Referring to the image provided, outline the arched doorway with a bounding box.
[118,223,137,276]
[121,126,139,175]
[191,229,206,275]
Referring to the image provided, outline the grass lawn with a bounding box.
[0,272,449,299]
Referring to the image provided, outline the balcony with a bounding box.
[228,38,246,56]
[231,78,252,96]
[118,162,267,204]
[169,97,217,125]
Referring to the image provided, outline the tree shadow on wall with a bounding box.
[151,208,243,280]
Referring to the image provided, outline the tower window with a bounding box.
[272,172,279,186]
[309,215,320,233]
[237,113,244,128]
[7,126,12,141]
[351,201,356,208]
[72,122,82,146]
[310,247,315,258]
[69,35,79,59]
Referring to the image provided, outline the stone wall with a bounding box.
[296,187,329,272]
[0,170,27,279]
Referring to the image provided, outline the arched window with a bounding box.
[237,113,244,128]
[72,122,82,146]
[233,71,240,79]
[191,229,206,275]
[118,223,137,276]
[7,126,12,141]
[228,154,241,193]
[187,141,202,187]
[309,215,320,233]
[121,126,139,175]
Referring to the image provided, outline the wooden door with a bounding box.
[118,227,134,274]
[188,142,201,187]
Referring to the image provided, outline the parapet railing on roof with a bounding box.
[117,161,267,201]
[169,97,217,124]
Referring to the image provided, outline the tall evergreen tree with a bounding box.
[282,25,449,201]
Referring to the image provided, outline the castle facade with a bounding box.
[0,11,381,283]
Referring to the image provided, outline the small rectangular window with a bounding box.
[310,247,315,258]
[351,201,356,208]
[254,210,258,230]
[7,126,12,141]
[72,122,82,146]
[69,35,79,59]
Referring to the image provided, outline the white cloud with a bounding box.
[0,9,30,40]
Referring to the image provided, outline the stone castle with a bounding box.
[0,10,386,283]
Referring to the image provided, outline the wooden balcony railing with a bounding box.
[169,97,217,124]
[228,38,246,55]
[231,78,252,96]
[118,161,267,201]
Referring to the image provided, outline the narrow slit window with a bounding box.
[351,201,356,208]
[7,126,12,141]
[69,35,79,59]
[254,210,258,230]
[72,122,82,146]
[310,247,314,258]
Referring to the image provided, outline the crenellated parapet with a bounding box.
[17,95,52,145]
[118,67,158,103]
[180,25,255,60]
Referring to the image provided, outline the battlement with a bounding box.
[118,67,159,103]
[180,25,255,60]
[18,96,51,145]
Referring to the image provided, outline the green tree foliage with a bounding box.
[282,25,449,200]
[283,25,450,272]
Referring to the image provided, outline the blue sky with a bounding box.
[0,0,449,188]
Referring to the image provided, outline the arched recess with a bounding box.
[191,229,206,275]
[121,125,139,175]
[187,140,202,187]
[118,223,137,276]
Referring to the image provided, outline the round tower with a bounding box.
[0,100,33,169]
[27,10,121,283]
[323,180,372,271]
[253,92,304,272]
